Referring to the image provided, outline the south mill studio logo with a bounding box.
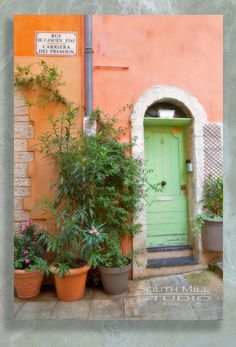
[137,286,212,304]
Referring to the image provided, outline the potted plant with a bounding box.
[38,106,145,295]
[96,236,132,295]
[39,216,105,301]
[36,106,106,300]
[195,175,223,251]
[14,220,49,299]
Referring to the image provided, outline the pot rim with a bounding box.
[52,263,91,276]
[204,218,223,223]
[14,269,43,274]
[98,262,131,274]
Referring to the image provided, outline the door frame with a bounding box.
[144,120,190,248]
[130,85,208,279]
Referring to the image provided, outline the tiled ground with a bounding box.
[14,270,223,320]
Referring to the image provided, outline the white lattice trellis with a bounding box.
[203,123,223,179]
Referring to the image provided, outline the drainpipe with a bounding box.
[84,14,96,134]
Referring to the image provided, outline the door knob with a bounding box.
[161,181,167,187]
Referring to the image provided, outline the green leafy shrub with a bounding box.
[38,107,146,271]
[39,106,146,236]
[95,235,131,268]
[193,174,223,234]
[202,175,223,218]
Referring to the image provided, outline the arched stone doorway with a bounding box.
[131,85,208,278]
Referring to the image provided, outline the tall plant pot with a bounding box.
[98,263,131,295]
[202,219,223,251]
[14,269,44,299]
[53,264,91,301]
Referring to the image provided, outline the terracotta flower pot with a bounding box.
[53,264,91,301]
[14,269,44,299]
[98,262,131,295]
[202,219,223,251]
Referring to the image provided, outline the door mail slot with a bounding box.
[155,196,174,201]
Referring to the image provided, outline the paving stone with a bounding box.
[124,295,167,317]
[25,288,57,302]
[14,302,25,316]
[13,270,223,320]
[50,300,91,320]
[192,303,223,320]
[15,301,57,320]
[83,287,93,299]
[88,299,124,320]
[14,295,24,303]
[149,274,182,292]
[127,278,152,298]
[92,288,128,300]
[124,271,222,320]
[181,270,223,299]
[124,296,198,320]
[125,307,199,320]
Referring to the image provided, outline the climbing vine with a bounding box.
[14,60,69,107]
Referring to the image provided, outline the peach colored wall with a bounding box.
[14,15,84,221]
[14,15,223,224]
[92,15,223,125]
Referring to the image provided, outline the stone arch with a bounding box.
[131,85,208,278]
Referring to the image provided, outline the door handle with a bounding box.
[161,181,167,187]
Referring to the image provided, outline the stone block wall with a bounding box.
[14,89,33,232]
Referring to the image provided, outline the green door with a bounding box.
[144,126,188,247]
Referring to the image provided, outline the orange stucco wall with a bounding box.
[14,15,84,220]
[14,14,223,224]
[92,15,223,129]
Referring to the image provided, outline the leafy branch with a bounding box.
[14,60,69,107]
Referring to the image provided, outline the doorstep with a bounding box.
[147,256,199,268]
[138,246,202,278]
